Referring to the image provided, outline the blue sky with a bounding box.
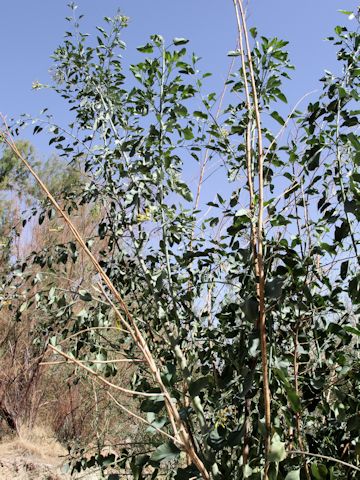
[0,0,357,160]
[0,1,357,255]
[0,1,357,115]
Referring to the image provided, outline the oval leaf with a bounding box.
[173,37,189,45]
[150,442,180,462]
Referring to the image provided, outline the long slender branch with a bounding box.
[106,389,179,444]
[193,57,235,214]
[40,358,142,366]
[48,345,156,398]
[237,1,271,460]
[288,450,360,473]
[234,2,271,474]
[0,119,210,480]
[233,2,257,469]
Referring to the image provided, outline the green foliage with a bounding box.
[0,140,37,194]
[5,5,360,480]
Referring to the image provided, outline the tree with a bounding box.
[1,2,359,479]
[0,142,118,443]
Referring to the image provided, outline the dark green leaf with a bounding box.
[79,290,92,302]
[189,376,212,397]
[173,38,189,45]
[150,442,180,462]
[270,111,285,126]
[311,464,328,480]
[137,43,154,53]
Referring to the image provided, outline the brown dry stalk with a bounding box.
[233,3,256,468]
[0,119,210,480]
[233,0,271,473]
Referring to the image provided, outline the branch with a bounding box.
[288,450,360,473]
[48,344,160,398]
[0,117,210,480]
[233,2,271,474]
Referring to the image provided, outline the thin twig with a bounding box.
[48,344,159,398]
[288,450,360,473]
[106,389,179,444]
[40,358,143,366]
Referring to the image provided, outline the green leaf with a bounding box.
[227,50,240,57]
[102,454,116,466]
[174,180,193,201]
[150,442,180,462]
[140,396,164,414]
[19,301,28,313]
[265,277,284,299]
[285,469,300,480]
[344,200,358,216]
[343,325,360,336]
[79,290,92,302]
[340,260,349,280]
[334,220,349,243]
[193,111,208,120]
[228,428,244,447]
[268,435,287,462]
[268,463,279,480]
[183,127,194,140]
[137,43,154,53]
[348,132,360,150]
[189,376,212,397]
[347,413,360,431]
[311,463,328,480]
[249,27,258,38]
[305,143,322,171]
[173,37,189,45]
[243,297,259,324]
[146,416,167,434]
[276,92,288,103]
[150,34,164,46]
[287,389,301,413]
[174,465,199,479]
[270,111,285,126]
[207,426,226,450]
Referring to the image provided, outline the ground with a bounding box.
[0,427,99,480]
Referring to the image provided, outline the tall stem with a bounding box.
[293,326,311,480]
[233,1,271,474]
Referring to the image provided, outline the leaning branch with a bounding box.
[0,118,210,480]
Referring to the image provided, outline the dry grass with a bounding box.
[0,425,66,462]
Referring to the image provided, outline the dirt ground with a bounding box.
[0,438,66,479]
[0,427,99,480]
